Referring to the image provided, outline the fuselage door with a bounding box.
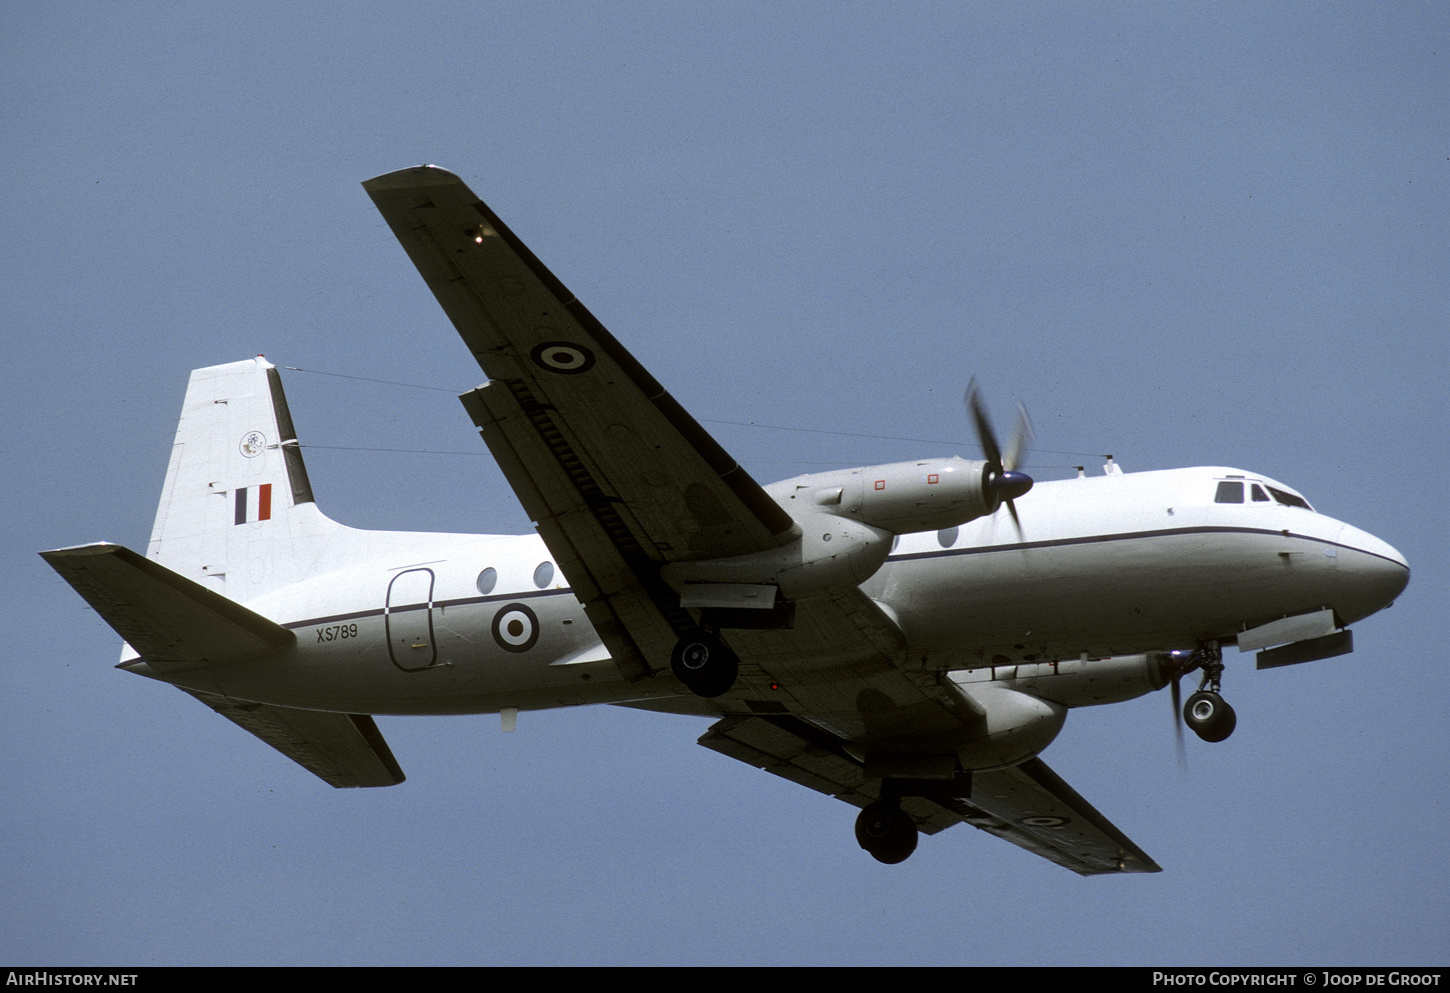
[386,567,437,671]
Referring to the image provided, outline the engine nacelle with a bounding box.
[987,653,1178,709]
[663,457,997,604]
[945,680,1067,770]
[765,457,996,536]
[661,508,893,602]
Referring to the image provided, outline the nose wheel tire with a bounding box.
[1184,690,1237,742]
[670,631,739,698]
[855,801,919,864]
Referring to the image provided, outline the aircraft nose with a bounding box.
[1334,523,1409,625]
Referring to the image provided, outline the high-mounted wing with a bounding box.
[700,715,1160,875]
[364,167,797,680]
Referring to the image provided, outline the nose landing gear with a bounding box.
[1174,643,1237,743]
[1184,688,1237,742]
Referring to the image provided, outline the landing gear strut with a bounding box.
[854,797,919,865]
[670,629,739,698]
[1180,643,1237,743]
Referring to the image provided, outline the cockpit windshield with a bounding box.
[1265,485,1312,510]
[1214,478,1313,511]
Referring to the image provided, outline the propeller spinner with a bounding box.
[966,378,1034,534]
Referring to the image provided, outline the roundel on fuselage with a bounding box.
[491,602,540,653]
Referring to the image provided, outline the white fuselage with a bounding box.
[138,465,1408,718]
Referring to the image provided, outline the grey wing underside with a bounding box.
[699,715,1161,875]
[364,166,796,682]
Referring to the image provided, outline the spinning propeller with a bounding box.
[966,378,1035,535]
[1169,654,1194,767]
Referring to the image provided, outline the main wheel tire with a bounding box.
[854,801,919,864]
[670,631,739,698]
[1184,690,1237,743]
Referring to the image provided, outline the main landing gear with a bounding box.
[1175,643,1237,743]
[854,794,919,865]
[670,629,739,698]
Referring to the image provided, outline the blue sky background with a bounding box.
[3,1,1445,966]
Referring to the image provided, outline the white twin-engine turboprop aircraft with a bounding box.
[43,166,1409,873]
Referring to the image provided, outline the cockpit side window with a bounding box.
[1266,486,1312,510]
[1251,484,1270,502]
[1215,481,1244,503]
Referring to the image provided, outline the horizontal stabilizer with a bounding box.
[181,689,405,788]
[40,543,293,673]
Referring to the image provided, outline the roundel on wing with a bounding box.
[1018,815,1070,828]
[491,602,540,653]
[530,341,596,375]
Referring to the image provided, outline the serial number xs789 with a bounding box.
[315,623,359,643]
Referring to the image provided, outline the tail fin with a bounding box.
[148,356,341,599]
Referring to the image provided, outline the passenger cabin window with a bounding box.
[533,561,555,589]
[1214,481,1244,503]
[476,567,497,596]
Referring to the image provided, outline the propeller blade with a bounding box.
[1003,401,1033,472]
[965,379,1003,471]
[1004,497,1024,539]
[1172,671,1187,768]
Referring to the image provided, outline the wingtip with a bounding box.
[361,164,464,192]
[39,541,121,562]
